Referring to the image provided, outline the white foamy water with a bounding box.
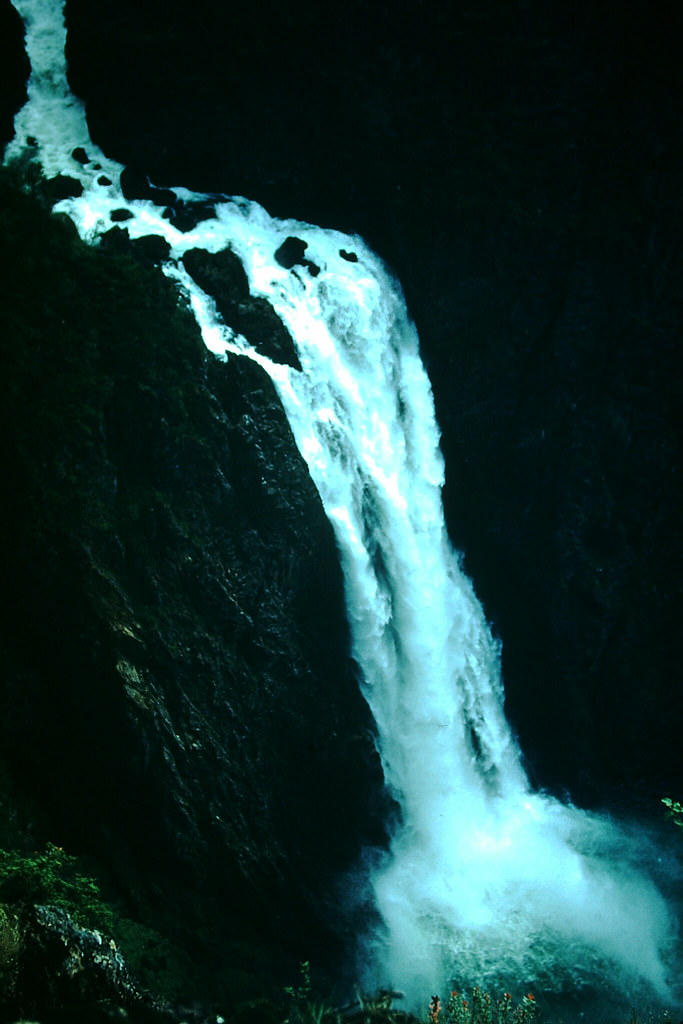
[6,0,679,1008]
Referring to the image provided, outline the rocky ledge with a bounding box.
[0,169,388,1013]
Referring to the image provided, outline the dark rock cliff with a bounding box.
[0,174,385,1005]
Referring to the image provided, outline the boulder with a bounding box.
[41,174,83,202]
[275,236,320,277]
[183,247,302,370]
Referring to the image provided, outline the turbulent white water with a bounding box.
[7,0,680,1008]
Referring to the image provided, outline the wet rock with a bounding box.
[100,226,171,265]
[274,236,308,269]
[25,905,146,1011]
[110,207,134,222]
[120,164,176,206]
[71,145,89,164]
[132,233,172,264]
[183,246,250,303]
[1,903,206,1023]
[41,174,83,202]
[182,247,302,370]
[274,236,320,276]
[163,200,216,232]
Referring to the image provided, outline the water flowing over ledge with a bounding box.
[6,0,680,1008]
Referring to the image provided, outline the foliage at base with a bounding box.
[428,989,536,1024]
[662,798,683,832]
[0,841,196,1002]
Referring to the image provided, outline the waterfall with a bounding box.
[6,0,679,1008]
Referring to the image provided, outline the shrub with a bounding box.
[0,842,106,926]
[429,988,537,1024]
[0,904,21,995]
[0,843,195,999]
[661,798,683,831]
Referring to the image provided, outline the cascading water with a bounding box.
[6,0,680,1009]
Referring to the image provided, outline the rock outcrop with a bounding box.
[0,173,386,1009]
[182,247,302,369]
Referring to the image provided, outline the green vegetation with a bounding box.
[0,842,104,922]
[428,989,536,1024]
[275,978,676,1024]
[0,904,21,996]
[274,965,678,1024]
[661,798,683,832]
[0,842,196,1001]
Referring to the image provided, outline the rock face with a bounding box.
[14,906,154,1021]
[0,175,386,1005]
[182,247,302,369]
